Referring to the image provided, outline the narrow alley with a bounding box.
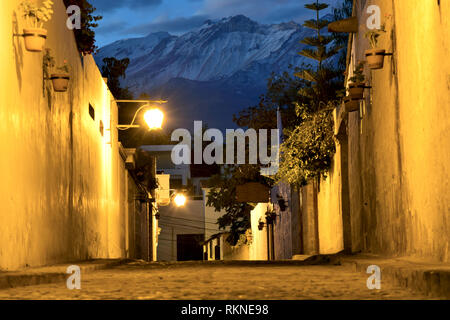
[1,0,449,306]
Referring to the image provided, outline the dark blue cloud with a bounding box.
[92,0,163,13]
[94,0,344,47]
[125,15,210,34]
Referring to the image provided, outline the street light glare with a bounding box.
[174,194,187,207]
[144,108,164,130]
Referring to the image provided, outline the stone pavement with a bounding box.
[0,260,441,300]
[0,259,131,290]
[341,254,450,299]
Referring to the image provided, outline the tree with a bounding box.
[63,0,102,55]
[234,0,352,132]
[207,165,273,246]
[101,57,133,99]
[277,0,344,186]
[295,1,343,112]
[209,1,350,243]
[233,66,307,131]
[332,0,354,79]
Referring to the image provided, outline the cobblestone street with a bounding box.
[0,261,432,300]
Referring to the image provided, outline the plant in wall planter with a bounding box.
[19,0,54,52]
[51,61,71,92]
[364,24,387,70]
[43,49,70,92]
[347,62,366,100]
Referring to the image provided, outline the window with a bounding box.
[89,104,95,120]
[99,120,104,136]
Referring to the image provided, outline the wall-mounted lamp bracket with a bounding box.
[116,99,168,104]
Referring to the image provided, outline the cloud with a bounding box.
[199,0,341,23]
[96,20,131,34]
[92,0,163,13]
[125,15,210,35]
[94,0,344,47]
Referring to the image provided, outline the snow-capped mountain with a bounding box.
[95,15,333,130]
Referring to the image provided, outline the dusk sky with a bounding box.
[92,0,341,47]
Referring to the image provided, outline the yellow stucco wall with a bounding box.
[317,146,345,254]
[221,203,269,261]
[0,0,128,270]
[346,0,450,262]
[249,203,270,260]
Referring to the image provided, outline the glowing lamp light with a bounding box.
[144,108,164,130]
[173,194,187,207]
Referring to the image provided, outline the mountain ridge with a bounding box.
[95,14,335,130]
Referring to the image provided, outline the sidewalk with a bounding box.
[341,254,450,299]
[0,259,132,290]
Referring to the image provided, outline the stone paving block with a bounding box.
[0,259,131,290]
[341,255,450,299]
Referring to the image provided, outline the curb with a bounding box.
[341,256,450,299]
[0,259,132,290]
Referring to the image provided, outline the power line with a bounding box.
[158,221,221,232]
[160,215,220,224]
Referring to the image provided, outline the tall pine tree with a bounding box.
[295,1,343,111]
[277,1,344,185]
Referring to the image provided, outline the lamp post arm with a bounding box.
[129,104,150,127]
[117,104,149,130]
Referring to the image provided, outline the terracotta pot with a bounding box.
[328,16,358,33]
[50,73,70,92]
[23,28,47,52]
[365,49,386,69]
[344,96,360,113]
[348,82,365,99]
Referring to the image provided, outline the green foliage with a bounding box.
[43,48,55,78]
[20,0,54,28]
[43,49,70,75]
[101,57,133,99]
[207,165,273,246]
[364,24,386,49]
[349,61,365,83]
[277,0,344,185]
[331,0,353,77]
[296,1,343,110]
[305,2,329,11]
[276,104,336,185]
[133,149,158,191]
[221,1,350,238]
[234,0,352,131]
[57,60,70,74]
[233,65,306,131]
[63,0,102,54]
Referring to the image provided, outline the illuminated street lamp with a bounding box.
[173,194,187,207]
[115,100,167,131]
[143,108,164,130]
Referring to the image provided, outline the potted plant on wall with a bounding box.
[348,62,366,100]
[19,0,54,52]
[344,62,366,113]
[51,60,71,92]
[43,49,70,92]
[364,24,387,69]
